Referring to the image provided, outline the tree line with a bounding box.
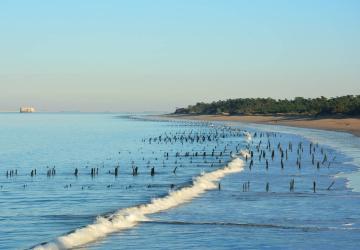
[174,95,360,116]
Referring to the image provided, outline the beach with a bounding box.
[2,0,360,249]
[1,113,360,249]
[164,114,360,137]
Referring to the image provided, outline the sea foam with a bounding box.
[34,157,244,250]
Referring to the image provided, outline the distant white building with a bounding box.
[20,107,36,113]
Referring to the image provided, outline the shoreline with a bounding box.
[162,114,360,137]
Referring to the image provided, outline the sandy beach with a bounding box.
[163,114,360,137]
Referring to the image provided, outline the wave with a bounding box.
[243,131,252,142]
[33,158,244,250]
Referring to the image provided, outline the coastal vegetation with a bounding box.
[174,95,360,116]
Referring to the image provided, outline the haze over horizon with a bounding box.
[1,0,359,112]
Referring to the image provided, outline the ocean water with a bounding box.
[0,113,359,249]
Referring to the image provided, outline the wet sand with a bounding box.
[162,114,360,137]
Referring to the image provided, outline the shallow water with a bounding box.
[244,122,360,192]
[0,113,359,249]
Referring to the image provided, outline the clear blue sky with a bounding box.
[0,0,359,112]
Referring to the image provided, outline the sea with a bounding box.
[0,113,359,250]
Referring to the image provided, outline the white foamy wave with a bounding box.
[244,131,252,141]
[231,150,250,159]
[34,158,244,250]
[239,150,251,158]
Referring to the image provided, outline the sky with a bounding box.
[0,0,359,112]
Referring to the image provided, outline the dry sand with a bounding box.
[163,114,360,137]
